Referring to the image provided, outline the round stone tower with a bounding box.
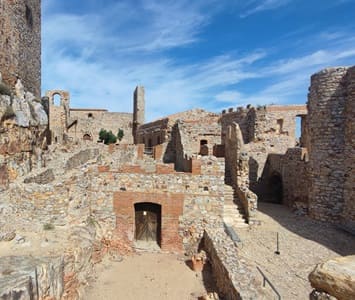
[307,67,350,222]
[0,0,41,97]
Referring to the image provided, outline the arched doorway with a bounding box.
[268,172,283,204]
[134,202,161,247]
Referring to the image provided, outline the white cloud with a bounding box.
[41,0,355,121]
[240,0,291,18]
[215,91,243,103]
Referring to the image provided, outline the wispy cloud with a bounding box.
[42,0,355,121]
[240,0,291,18]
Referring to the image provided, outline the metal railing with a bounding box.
[256,266,281,300]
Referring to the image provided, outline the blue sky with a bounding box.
[42,0,355,121]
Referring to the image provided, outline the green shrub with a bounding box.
[117,128,124,141]
[98,129,117,145]
[0,83,11,96]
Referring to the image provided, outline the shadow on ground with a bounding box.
[257,202,355,256]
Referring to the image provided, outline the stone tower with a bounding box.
[0,0,41,97]
[133,86,145,143]
[307,67,355,224]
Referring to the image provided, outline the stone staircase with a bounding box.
[223,185,248,228]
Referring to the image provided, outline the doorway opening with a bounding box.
[268,172,283,204]
[199,139,208,156]
[134,202,161,247]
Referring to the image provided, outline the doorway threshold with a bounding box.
[134,240,161,253]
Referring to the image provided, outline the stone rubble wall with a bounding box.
[224,122,257,222]
[0,0,41,97]
[136,117,169,146]
[308,67,354,223]
[91,166,226,253]
[202,229,269,300]
[260,148,310,208]
[176,118,221,157]
[173,119,221,171]
[136,108,220,164]
[68,110,133,144]
[342,67,355,228]
[220,105,306,192]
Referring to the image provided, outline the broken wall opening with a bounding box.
[267,172,283,204]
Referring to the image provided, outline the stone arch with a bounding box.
[46,90,70,107]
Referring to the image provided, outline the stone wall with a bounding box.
[202,229,267,300]
[68,109,133,144]
[220,105,307,193]
[178,119,221,156]
[308,67,354,223]
[224,122,257,222]
[136,118,169,147]
[260,148,310,209]
[46,90,134,145]
[92,156,226,253]
[342,67,355,228]
[0,0,41,97]
[136,108,220,163]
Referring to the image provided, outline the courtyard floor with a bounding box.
[85,252,215,300]
[234,202,355,300]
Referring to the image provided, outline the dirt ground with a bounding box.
[85,252,214,300]
[234,202,355,300]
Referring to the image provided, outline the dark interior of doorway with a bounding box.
[134,202,161,247]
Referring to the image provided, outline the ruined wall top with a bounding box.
[0,0,41,97]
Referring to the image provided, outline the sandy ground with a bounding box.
[85,253,213,300]
[234,202,355,300]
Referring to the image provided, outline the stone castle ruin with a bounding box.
[0,1,354,299]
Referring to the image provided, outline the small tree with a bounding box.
[98,129,117,145]
[117,128,124,142]
[99,129,106,142]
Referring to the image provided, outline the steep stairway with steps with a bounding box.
[223,185,248,228]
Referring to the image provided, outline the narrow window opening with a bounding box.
[25,5,33,28]
[53,94,61,106]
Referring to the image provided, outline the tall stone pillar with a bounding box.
[132,86,145,144]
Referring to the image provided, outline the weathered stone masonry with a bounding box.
[0,0,41,97]
[308,67,355,224]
